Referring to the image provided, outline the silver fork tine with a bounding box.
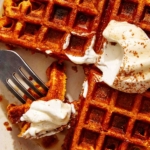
[20,61,48,92]
[17,69,44,97]
[0,50,48,102]
[6,80,30,104]
[11,74,36,100]
[11,51,48,92]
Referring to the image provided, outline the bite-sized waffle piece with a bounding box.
[1,0,150,64]
[7,99,32,124]
[7,61,68,138]
[63,66,150,150]
[25,61,67,101]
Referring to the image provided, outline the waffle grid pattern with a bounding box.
[0,0,103,57]
[69,68,150,150]
[1,0,150,59]
[110,0,150,34]
[1,0,150,148]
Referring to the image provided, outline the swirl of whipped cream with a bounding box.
[96,20,150,93]
[20,99,76,139]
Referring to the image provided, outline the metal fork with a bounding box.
[0,50,48,104]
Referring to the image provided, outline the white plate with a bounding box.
[0,1,85,149]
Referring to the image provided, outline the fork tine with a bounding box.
[21,62,49,92]
[10,74,36,101]
[5,80,26,104]
[0,50,49,102]
[17,68,44,97]
[2,50,48,91]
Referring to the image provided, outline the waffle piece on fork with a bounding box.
[63,66,150,150]
[7,61,68,138]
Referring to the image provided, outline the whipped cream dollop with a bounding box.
[20,99,75,139]
[97,20,150,93]
[66,35,99,64]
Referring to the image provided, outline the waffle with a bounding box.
[7,61,67,136]
[1,0,150,62]
[2,0,150,148]
[0,0,98,61]
[63,66,150,150]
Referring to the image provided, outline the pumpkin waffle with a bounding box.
[0,0,100,61]
[0,0,148,63]
[63,66,150,150]
[7,61,67,137]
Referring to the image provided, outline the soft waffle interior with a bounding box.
[64,67,150,150]
[1,0,150,59]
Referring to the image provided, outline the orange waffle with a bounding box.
[63,66,150,150]
[0,0,150,61]
[0,0,99,60]
[2,0,150,148]
[7,61,67,136]
[0,0,150,62]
